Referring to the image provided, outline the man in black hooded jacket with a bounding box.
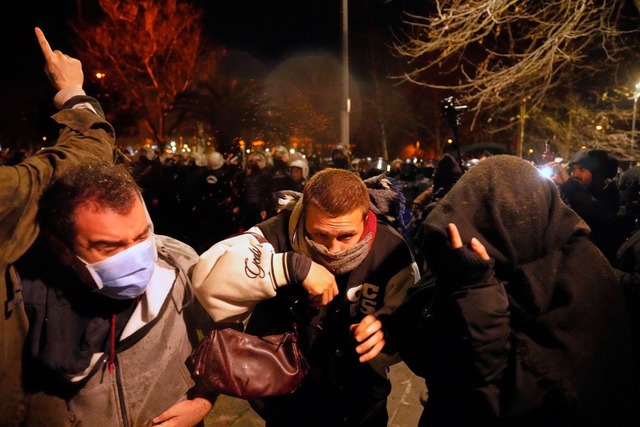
[397,155,638,426]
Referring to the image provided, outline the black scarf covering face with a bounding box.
[420,155,637,424]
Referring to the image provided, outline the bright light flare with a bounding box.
[538,165,554,180]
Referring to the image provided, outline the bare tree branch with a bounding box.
[72,0,205,147]
[393,0,640,158]
[396,0,625,111]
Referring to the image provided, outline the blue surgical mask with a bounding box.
[72,237,158,300]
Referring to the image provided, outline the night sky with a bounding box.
[0,0,423,152]
[0,1,342,94]
[197,0,342,63]
[0,1,349,147]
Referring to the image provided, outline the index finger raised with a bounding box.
[35,27,54,58]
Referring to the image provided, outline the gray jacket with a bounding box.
[21,235,213,427]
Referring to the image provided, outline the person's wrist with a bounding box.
[53,86,86,109]
[287,251,312,285]
[439,247,493,288]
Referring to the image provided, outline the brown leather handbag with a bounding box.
[189,324,309,399]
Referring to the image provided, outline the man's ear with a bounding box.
[48,235,74,266]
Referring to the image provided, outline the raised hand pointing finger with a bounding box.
[35,27,54,60]
[34,27,84,91]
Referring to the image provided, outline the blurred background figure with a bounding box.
[617,166,640,242]
[240,151,273,228]
[289,157,309,192]
[612,165,640,394]
[363,157,389,179]
[550,148,621,261]
[396,159,429,230]
[189,150,242,253]
[389,158,404,178]
[270,145,295,193]
[330,144,352,170]
[409,153,463,272]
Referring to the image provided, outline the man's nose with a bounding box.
[327,240,342,253]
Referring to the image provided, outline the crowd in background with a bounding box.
[126,144,433,255]
[121,143,640,273]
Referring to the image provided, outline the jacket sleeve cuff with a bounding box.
[272,252,312,288]
[53,86,86,109]
[61,95,105,118]
[187,381,219,402]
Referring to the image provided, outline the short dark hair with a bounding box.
[302,168,369,218]
[39,160,141,246]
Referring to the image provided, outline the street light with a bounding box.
[631,81,640,150]
[340,0,349,149]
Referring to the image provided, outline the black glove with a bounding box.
[436,245,494,289]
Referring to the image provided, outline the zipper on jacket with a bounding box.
[113,358,131,427]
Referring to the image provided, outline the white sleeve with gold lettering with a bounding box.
[191,227,290,323]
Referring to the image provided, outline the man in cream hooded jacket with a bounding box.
[192,168,419,427]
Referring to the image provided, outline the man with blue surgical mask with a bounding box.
[16,160,216,427]
[64,192,157,301]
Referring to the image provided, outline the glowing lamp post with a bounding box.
[340,0,349,149]
[632,82,640,150]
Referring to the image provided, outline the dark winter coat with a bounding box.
[411,155,637,426]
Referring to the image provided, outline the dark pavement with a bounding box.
[203,361,427,427]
